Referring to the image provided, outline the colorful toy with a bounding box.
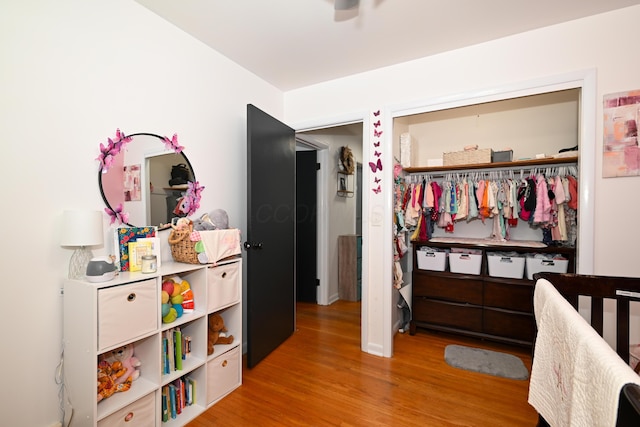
[97,359,131,402]
[102,344,141,385]
[207,312,234,355]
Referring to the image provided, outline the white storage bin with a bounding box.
[207,346,241,405]
[487,253,525,279]
[449,253,482,275]
[207,261,241,312]
[526,256,569,280]
[98,391,155,427]
[416,249,447,271]
[98,279,158,351]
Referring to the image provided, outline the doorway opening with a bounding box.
[295,123,363,306]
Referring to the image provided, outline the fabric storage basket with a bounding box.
[168,224,200,264]
[443,148,493,166]
[487,252,525,279]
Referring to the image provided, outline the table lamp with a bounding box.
[60,210,104,279]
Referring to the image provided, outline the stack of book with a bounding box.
[161,376,197,422]
[162,327,192,374]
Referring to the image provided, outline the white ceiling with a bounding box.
[135,0,639,91]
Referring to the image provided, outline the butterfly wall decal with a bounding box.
[163,133,184,153]
[374,177,381,183]
[372,185,381,194]
[374,150,381,157]
[105,203,129,225]
[373,120,381,128]
[374,141,380,147]
[374,129,383,137]
[373,110,380,116]
[369,158,382,173]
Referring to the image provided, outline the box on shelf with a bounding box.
[487,252,525,279]
[416,248,447,271]
[443,148,493,166]
[525,254,569,280]
[449,251,482,275]
[492,150,513,163]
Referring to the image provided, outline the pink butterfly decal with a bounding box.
[374,177,381,183]
[163,133,184,153]
[374,151,381,157]
[373,120,381,128]
[372,185,381,194]
[105,203,129,225]
[369,158,382,173]
[374,141,380,147]
[373,110,380,116]
[96,128,132,171]
[374,129,383,137]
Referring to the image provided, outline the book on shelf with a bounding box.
[168,383,177,419]
[162,386,169,422]
[127,240,153,272]
[186,376,197,405]
[174,327,183,371]
[113,226,157,271]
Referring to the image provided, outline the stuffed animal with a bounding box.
[97,359,132,402]
[102,344,141,385]
[207,313,234,355]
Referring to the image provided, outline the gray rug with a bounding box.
[444,344,529,380]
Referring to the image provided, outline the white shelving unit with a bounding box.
[63,258,242,426]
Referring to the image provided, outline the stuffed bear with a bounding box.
[207,313,234,355]
[102,344,141,385]
[97,359,132,402]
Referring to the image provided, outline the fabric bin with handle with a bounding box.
[487,252,525,279]
[97,279,158,351]
[449,252,482,275]
[416,247,447,271]
[525,254,569,280]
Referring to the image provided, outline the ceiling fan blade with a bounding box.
[335,0,359,10]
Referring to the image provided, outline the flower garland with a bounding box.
[98,129,202,225]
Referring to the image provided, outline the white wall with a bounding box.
[1,1,282,426]
[285,5,640,355]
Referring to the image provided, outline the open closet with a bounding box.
[391,88,582,346]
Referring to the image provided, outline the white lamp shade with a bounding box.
[60,210,104,247]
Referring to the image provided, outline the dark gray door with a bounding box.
[246,104,296,368]
[296,150,317,303]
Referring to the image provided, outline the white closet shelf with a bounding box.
[403,156,578,175]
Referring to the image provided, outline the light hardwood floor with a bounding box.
[188,300,538,426]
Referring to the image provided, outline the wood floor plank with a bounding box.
[188,300,538,426]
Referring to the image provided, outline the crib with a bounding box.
[530,272,640,426]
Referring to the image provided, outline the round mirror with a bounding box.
[98,132,198,229]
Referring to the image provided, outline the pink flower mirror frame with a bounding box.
[97,129,204,228]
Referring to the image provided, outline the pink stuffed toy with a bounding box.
[102,343,141,385]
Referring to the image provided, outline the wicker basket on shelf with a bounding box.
[168,224,200,264]
[443,148,493,166]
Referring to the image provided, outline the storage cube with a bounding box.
[206,346,241,405]
[416,249,447,271]
[487,253,525,279]
[449,253,482,275]
[207,261,241,312]
[98,279,158,351]
[526,256,569,280]
[97,391,155,427]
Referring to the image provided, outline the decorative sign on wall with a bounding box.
[370,109,383,194]
[603,90,640,177]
